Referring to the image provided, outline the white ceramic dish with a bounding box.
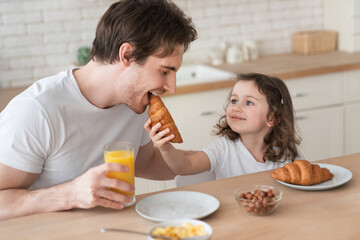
[136,191,220,222]
[147,219,212,240]
[276,163,352,191]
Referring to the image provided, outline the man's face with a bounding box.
[119,44,184,114]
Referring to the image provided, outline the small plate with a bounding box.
[136,191,220,222]
[276,163,352,191]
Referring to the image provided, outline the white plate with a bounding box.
[135,191,220,222]
[276,163,352,191]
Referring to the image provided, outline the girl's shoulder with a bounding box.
[204,136,239,151]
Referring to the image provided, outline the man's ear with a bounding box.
[119,42,135,66]
[267,114,275,127]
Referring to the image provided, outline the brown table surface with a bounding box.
[0,153,359,240]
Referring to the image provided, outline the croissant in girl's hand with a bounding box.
[271,160,334,186]
[148,94,183,143]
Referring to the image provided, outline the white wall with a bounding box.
[1,0,324,88]
[324,0,360,52]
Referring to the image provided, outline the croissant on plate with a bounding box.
[271,160,334,186]
[148,94,183,143]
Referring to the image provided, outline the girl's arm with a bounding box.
[144,119,211,175]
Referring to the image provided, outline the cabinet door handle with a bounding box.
[295,115,307,120]
[291,92,306,98]
[200,110,216,116]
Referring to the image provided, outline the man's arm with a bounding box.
[0,162,135,220]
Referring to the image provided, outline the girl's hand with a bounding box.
[144,119,174,150]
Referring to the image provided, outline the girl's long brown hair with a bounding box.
[215,73,301,163]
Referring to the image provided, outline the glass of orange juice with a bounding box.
[104,141,135,207]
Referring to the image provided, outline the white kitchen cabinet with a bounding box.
[285,72,343,111]
[135,178,174,196]
[295,107,344,161]
[286,69,360,161]
[344,69,360,155]
[343,69,360,103]
[285,72,344,161]
[345,103,360,155]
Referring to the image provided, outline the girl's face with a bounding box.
[226,80,274,138]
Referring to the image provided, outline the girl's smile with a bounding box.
[226,80,272,137]
[230,115,246,121]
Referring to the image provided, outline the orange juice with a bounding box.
[104,150,135,196]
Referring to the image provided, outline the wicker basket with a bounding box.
[292,30,337,55]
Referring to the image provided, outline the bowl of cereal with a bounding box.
[234,185,282,216]
[148,219,212,240]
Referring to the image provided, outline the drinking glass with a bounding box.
[104,141,135,207]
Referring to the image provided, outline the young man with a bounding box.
[0,0,197,220]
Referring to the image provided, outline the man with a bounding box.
[0,0,197,220]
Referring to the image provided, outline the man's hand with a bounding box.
[69,162,135,209]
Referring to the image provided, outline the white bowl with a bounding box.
[147,219,212,240]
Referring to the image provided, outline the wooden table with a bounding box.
[1,153,359,240]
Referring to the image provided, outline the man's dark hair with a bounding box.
[90,0,197,64]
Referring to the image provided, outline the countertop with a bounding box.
[0,153,358,239]
[216,50,360,80]
[1,51,360,111]
[174,51,360,95]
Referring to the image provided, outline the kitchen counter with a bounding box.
[1,51,360,111]
[174,51,360,95]
[217,50,360,80]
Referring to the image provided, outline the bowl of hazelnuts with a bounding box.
[234,185,282,216]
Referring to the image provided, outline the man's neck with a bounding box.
[73,61,118,109]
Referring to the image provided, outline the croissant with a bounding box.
[148,94,183,143]
[271,160,334,186]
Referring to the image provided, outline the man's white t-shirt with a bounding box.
[203,136,304,180]
[0,69,150,190]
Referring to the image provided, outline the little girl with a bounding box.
[144,73,304,180]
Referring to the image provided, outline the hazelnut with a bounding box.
[236,188,278,216]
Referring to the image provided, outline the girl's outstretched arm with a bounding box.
[144,119,211,175]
